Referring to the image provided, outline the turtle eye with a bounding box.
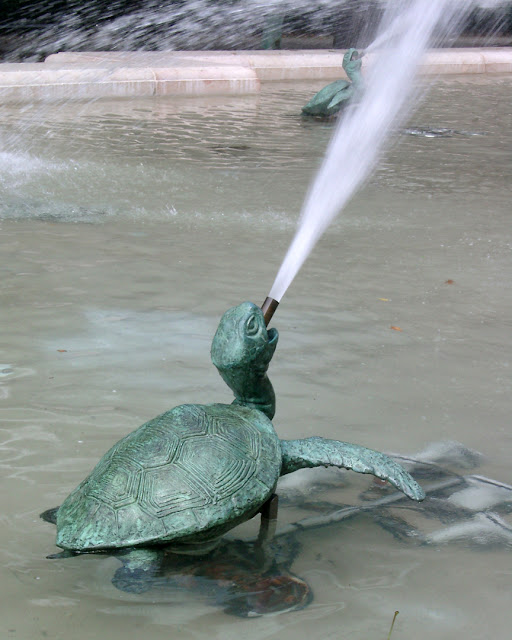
[246,315,260,336]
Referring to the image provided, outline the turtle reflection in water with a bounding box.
[154,536,311,618]
[42,505,310,617]
[42,301,424,605]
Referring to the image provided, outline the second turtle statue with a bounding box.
[302,48,363,118]
[43,301,424,589]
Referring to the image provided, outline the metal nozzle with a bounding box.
[261,296,279,326]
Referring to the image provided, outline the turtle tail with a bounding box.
[280,437,425,502]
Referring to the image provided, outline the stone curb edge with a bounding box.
[0,48,510,101]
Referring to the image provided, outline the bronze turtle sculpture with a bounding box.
[42,301,424,592]
[302,48,363,118]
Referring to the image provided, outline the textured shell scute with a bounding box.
[56,403,281,550]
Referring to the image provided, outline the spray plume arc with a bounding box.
[265,0,464,307]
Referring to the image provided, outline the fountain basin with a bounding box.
[0,53,511,639]
[0,48,511,101]
[0,60,260,102]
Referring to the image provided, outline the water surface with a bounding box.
[1,77,511,639]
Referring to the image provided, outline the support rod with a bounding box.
[261,296,279,326]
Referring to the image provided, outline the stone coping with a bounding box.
[0,48,511,102]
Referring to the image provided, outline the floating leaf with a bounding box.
[445,279,454,284]
[390,326,402,331]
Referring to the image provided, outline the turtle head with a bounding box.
[211,302,278,374]
[211,302,278,418]
[342,48,363,78]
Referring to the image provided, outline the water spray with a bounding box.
[263,0,463,311]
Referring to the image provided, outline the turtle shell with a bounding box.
[56,403,281,551]
[302,79,351,116]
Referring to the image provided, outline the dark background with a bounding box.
[1,0,511,61]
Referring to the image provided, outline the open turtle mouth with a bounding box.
[267,328,278,344]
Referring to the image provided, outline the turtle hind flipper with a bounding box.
[40,507,60,524]
[280,437,425,502]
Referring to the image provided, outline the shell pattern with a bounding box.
[56,403,282,550]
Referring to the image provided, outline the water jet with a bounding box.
[269,0,465,306]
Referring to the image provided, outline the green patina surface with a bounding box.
[52,301,424,566]
[302,48,364,117]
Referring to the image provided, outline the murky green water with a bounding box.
[1,77,511,639]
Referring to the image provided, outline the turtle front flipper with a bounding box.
[280,437,425,501]
[40,507,60,525]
